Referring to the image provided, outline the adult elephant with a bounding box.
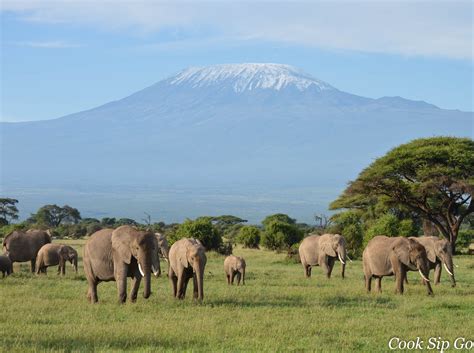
[298,234,347,279]
[410,236,456,287]
[155,233,170,261]
[168,238,207,301]
[83,226,161,304]
[363,236,433,295]
[2,229,52,272]
[36,244,78,275]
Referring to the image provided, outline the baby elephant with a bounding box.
[224,255,246,285]
[0,255,13,277]
[36,244,78,275]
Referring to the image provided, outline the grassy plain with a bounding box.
[0,239,473,352]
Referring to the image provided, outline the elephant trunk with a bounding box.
[195,262,204,302]
[417,260,433,295]
[443,256,456,287]
[139,259,152,299]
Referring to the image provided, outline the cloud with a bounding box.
[13,40,81,48]
[1,0,472,59]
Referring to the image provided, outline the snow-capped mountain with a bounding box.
[1,63,471,221]
[167,63,334,92]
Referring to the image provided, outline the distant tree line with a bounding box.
[1,137,472,256]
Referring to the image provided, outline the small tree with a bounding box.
[237,226,261,249]
[261,219,303,250]
[175,218,222,250]
[0,198,19,226]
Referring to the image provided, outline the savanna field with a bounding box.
[0,239,473,353]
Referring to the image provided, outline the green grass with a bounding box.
[1,239,473,352]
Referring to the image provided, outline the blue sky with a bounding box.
[1,1,473,122]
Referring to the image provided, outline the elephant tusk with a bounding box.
[443,263,454,276]
[338,253,345,265]
[418,269,430,282]
[152,264,160,277]
[138,263,145,277]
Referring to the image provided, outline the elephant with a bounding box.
[409,236,456,287]
[298,233,347,279]
[168,238,207,301]
[35,244,78,275]
[363,236,433,295]
[83,226,161,303]
[2,229,52,272]
[224,255,246,285]
[155,233,169,261]
[0,255,12,277]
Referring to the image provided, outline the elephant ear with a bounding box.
[111,229,132,264]
[425,245,437,263]
[58,245,69,258]
[320,237,337,257]
[179,248,190,268]
[392,239,411,267]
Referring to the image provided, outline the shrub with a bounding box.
[364,213,400,247]
[261,220,303,250]
[174,218,222,250]
[237,226,261,249]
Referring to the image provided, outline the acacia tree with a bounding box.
[0,198,19,226]
[31,204,82,227]
[330,137,474,252]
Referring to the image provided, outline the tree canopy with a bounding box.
[0,198,19,226]
[330,137,474,250]
[30,204,82,227]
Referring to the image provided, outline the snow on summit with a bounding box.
[168,63,334,93]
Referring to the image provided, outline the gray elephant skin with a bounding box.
[298,234,347,279]
[363,236,433,295]
[83,226,161,303]
[168,238,207,301]
[36,243,78,275]
[224,255,246,285]
[2,229,52,272]
[410,236,455,287]
[155,232,170,261]
[0,255,12,277]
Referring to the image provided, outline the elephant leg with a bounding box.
[169,267,178,297]
[376,277,382,293]
[394,268,405,295]
[365,275,372,293]
[327,257,335,279]
[57,266,61,275]
[177,273,186,299]
[434,263,441,285]
[301,260,310,278]
[236,272,242,286]
[115,264,128,303]
[226,274,231,285]
[231,271,236,285]
[87,280,98,303]
[129,276,142,302]
[182,274,192,299]
[30,259,36,273]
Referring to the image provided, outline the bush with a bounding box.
[364,213,400,247]
[174,218,222,251]
[237,226,261,249]
[398,219,417,236]
[261,221,303,250]
[330,210,364,258]
[457,229,474,251]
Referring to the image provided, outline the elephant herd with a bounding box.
[1,227,456,304]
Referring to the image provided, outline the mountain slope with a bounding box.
[1,63,472,220]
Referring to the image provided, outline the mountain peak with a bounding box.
[167,63,335,93]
